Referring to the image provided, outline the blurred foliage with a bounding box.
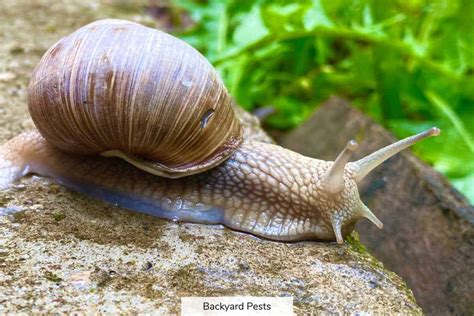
[170,0,474,202]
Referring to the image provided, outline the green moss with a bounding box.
[346,232,385,270]
[142,283,164,299]
[345,232,369,255]
[170,264,202,295]
[179,231,197,243]
[171,264,197,283]
[44,271,62,283]
[92,269,111,288]
[51,212,66,222]
[12,211,28,223]
[346,233,418,304]
[0,196,12,207]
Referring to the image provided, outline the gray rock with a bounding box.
[0,178,420,314]
[0,1,421,314]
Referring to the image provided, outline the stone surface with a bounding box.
[0,1,420,314]
[0,179,420,314]
[280,97,474,315]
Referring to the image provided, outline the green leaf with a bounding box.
[452,174,474,203]
[304,0,333,30]
[425,91,474,153]
[233,5,269,47]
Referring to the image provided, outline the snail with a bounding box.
[0,19,440,244]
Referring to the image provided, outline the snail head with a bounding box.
[319,127,440,243]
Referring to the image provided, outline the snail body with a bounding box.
[0,20,440,243]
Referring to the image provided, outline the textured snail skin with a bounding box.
[0,128,439,243]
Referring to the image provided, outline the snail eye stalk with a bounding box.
[323,140,358,195]
[352,127,440,183]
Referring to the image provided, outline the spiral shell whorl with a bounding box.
[28,19,242,175]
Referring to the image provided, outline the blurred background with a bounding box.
[134,0,474,202]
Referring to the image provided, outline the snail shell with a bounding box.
[28,19,242,178]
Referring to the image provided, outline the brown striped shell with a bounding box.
[28,19,242,178]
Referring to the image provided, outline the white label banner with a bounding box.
[181,296,293,316]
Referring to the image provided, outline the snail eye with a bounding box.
[200,109,215,129]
